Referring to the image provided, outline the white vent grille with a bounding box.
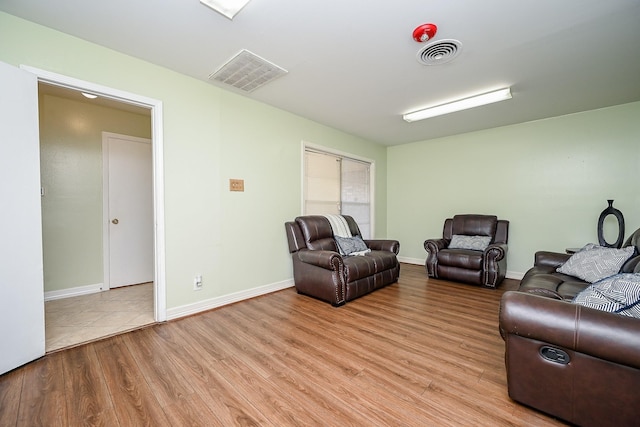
[417,39,463,65]
[209,50,288,92]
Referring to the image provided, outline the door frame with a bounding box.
[102,132,153,291]
[22,65,167,322]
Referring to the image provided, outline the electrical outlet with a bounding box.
[194,275,203,290]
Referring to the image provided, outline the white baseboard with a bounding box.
[44,283,103,301]
[167,279,295,321]
[398,256,424,265]
[506,271,524,280]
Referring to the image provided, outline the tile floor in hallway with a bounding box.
[45,283,155,352]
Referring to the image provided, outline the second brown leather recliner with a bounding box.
[285,215,400,306]
[424,214,509,287]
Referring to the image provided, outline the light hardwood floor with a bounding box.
[0,264,567,426]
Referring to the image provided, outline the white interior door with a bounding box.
[103,133,154,288]
[0,61,45,374]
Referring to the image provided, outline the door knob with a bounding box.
[112,218,119,224]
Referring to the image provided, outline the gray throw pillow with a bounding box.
[448,234,491,251]
[573,273,640,318]
[556,245,635,283]
[335,235,370,256]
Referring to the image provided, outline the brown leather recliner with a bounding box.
[285,215,400,306]
[424,214,509,287]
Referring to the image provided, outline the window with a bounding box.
[303,146,373,239]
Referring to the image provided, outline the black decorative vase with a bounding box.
[597,199,625,248]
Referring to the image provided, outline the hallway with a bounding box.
[45,283,154,352]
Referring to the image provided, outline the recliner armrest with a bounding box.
[499,291,640,370]
[365,239,400,254]
[297,249,343,270]
[485,243,507,260]
[423,238,448,253]
[534,251,571,268]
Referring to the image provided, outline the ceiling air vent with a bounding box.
[209,49,288,92]
[417,39,462,65]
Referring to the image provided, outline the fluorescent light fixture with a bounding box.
[200,0,251,19]
[81,92,98,99]
[403,88,512,122]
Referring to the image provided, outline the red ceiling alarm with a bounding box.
[413,23,438,42]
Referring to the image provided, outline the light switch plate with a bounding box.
[229,179,244,192]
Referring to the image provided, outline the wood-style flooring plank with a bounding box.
[0,367,23,427]
[120,328,195,407]
[266,296,436,395]
[16,354,67,426]
[221,305,414,426]
[0,264,567,426]
[216,304,400,426]
[60,345,119,426]
[164,319,277,426]
[93,336,171,427]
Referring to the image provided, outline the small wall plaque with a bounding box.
[229,179,244,192]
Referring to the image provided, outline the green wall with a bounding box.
[39,93,152,292]
[3,10,638,311]
[388,101,640,276]
[0,12,388,310]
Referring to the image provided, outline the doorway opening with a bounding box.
[26,66,166,351]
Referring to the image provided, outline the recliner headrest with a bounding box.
[451,214,498,237]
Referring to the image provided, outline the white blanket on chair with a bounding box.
[323,214,352,237]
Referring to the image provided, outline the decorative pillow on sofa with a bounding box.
[335,235,371,256]
[448,234,491,251]
[556,245,635,283]
[573,273,640,318]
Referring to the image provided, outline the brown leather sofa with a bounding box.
[424,214,509,287]
[499,292,640,427]
[499,228,640,426]
[285,215,400,306]
[518,228,640,300]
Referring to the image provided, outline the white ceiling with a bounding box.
[2,0,640,146]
